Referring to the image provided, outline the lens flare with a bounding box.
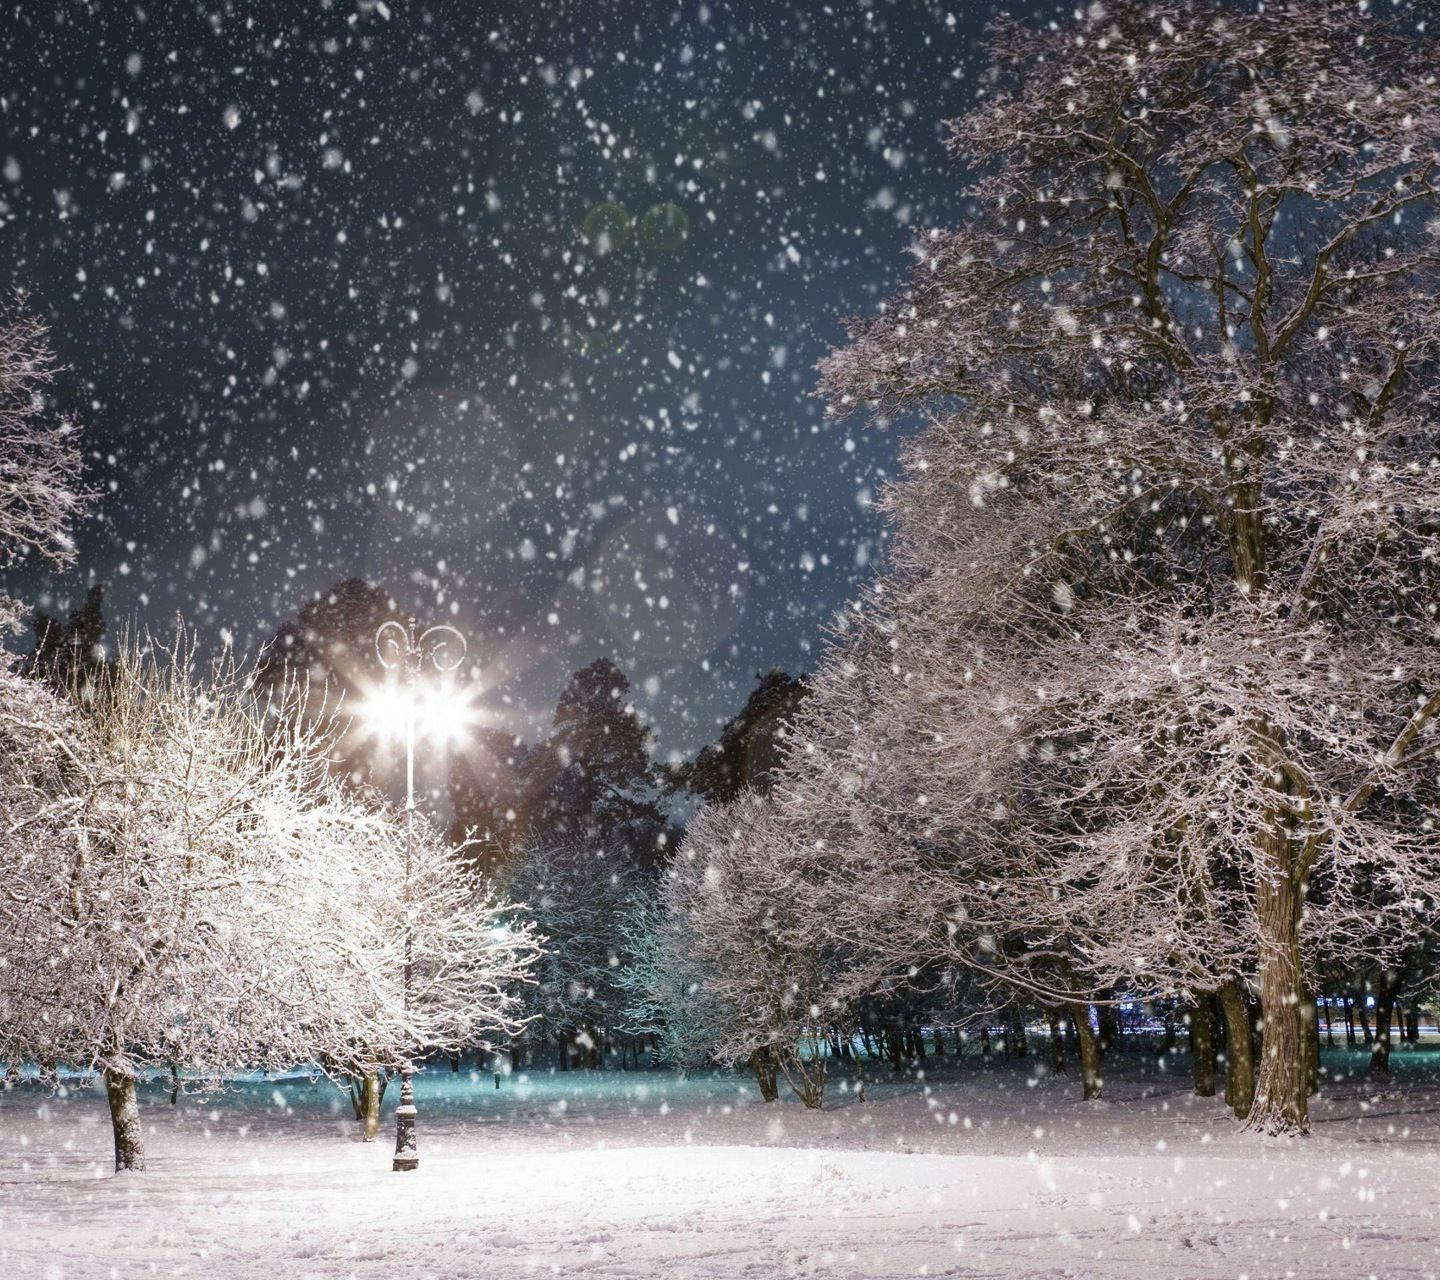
[356,678,478,748]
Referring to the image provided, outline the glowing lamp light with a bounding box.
[361,616,471,1176]
[356,677,478,749]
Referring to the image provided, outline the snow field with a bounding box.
[4,1050,1440,1279]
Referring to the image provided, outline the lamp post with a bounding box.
[374,615,467,1173]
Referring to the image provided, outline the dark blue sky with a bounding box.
[0,0,1055,757]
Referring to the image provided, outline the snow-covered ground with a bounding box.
[4,1048,1439,1279]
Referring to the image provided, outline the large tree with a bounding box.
[255,577,412,783]
[24,582,110,693]
[680,668,807,806]
[808,0,1440,1134]
[452,656,672,873]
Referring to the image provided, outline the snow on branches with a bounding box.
[793,0,1440,1134]
[0,633,538,1170]
[0,298,87,577]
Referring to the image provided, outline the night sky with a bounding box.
[0,0,1054,758]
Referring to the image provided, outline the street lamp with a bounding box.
[370,615,469,1173]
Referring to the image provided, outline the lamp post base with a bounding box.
[392,1064,418,1171]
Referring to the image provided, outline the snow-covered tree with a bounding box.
[503,834,640,1067]
[809,0,1440,1134]
[0,632,538,1170]
[0,299,85,570]
[614,886,720,1077]
[664,793,838,1107]
[0,297,87,633]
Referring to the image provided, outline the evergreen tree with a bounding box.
[24,583,110,693]
[548,657,668,866]
[681,668,806,806]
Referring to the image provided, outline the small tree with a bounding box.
[0,633,538,1171]
[615,887,718,1076]
[665,794,836,1107]
[503,835,638,1067]
[0,298,87,580]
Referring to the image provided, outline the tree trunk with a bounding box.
[1355,991,1373,1045]
[1008,1009,1028,1059]
[1322,996,1336,1047]
[1046,1008,1068,1076]
[359,1070,382,1142]
[1246,863,1308,1134]
[1300,989,1320,1098]
[1070,1005,1102,1100]
[1342,995,1356,1047]
[1405,1003,1421,1045]
[1370,971,1398,1075]
[777,1046,827,1110]
[104,1068,145,1172]
[979,1025,992,1058]
[1095,998,1120,1056]
[1188,997,1216,1098]
[1218,981,1255,1120]
[750,1047,779,1102]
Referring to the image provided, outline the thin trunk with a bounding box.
[1356,991,1373,1046]
[1218,981,1255,1120]
[1046,1008,1068,1075]
[1343,995,1356,1047]
[776,1043,827,1110]
[1322,996,1335,1048]
[104,1068,145,1172]
[1188,997,1216,1098]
